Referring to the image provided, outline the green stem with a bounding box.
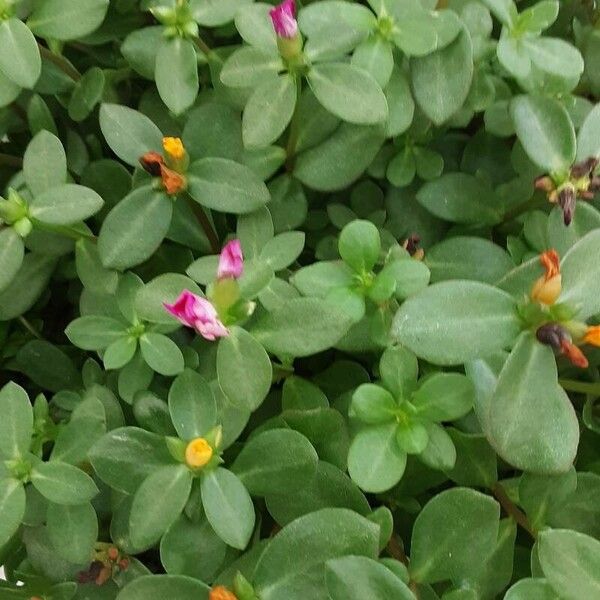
[559,378,600,396]
[37,43,81,81]
[491,483,536,538]
[192,35,222,65]
[184,194,220,254]
[18,316,43,340]
[285,77,303,172]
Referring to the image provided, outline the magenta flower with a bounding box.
[217,239,244,280]
[164,290,228,341]
[269,0,297,39]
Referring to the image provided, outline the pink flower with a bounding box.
[269,0,297,39]
[164,290,228,341]
[217,239,244,280]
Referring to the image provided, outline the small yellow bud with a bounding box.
[162,137,185,160]
[185,437,213,468]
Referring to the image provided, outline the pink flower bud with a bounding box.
[217,239,244,280]
[269,0,297,39]
[164,290,229,341]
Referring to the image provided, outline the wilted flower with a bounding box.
[139,138,187,195]
[218,239,244,280]
[530,250,561,306]
[164,290,229,341]
[536,323,589,368]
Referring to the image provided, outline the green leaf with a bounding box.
[352,384,397,425]
[140,333,184,377]
[292,261,354,297]
[99,104,163,168]
[232,429,318,496]
[31,461,98,505]
[504,578,559,600]
[23,130,67,197]
[295,122,385,192]
[411,28,473,125]
[559,229,600,319]
[479,0,517,26]
[380,345,418,400]
[29,184,104,225]
[410,487,500,584]
[243,74,297,148]
[253,508,379,600]
[338,220,381,273]
[155,38,198,116]
[325,556,414,600]
[0,382,33,459]
[446,429,498,488]
[98,186,173,270]
[0,18,41,89]
[524,37,583,81]
[47,502,98,564]
[385,67,415,137]
[220,46,283,88]
[168,369,216,441]
[0,254,56,321]
[251,298,354,357]
[217,327,272,411]
[187,158,270,214]
[419,422,456,471]
[308,62,387,125]
[426,236,514,284]
[412,373,474,422]
[576,102,600,161]
[130,464,192,549]
[68,67,105,122]
[104,336,137,370]
[488,332,579,474]
[116,575,209,600]
[392,280,521,365]
[160,515,227,582]
[538,529,600,599]
[66,316,128,351]
[510,95,576,172]
[200,468,255,549]
[28,0,109,40]
[0,478,25,547]
[348,423,407,493]
[352,37,394,88]
[417,173,501,225]
[89,427,173,494]
[0,228,24,294]
[260,231,305,270]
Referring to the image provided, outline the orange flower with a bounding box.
[560,340,589,369]
[209,586,237,600]
[163,137,185,160]
[185,437,213,468]
[583,325,600,347]
[531,249,562,305]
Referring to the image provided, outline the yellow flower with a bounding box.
[530,249,562,305]
[185,437,213,468]
[583,325,600,347]
[162,137,185,160]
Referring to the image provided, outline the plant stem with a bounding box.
[37,43,81,81]
[185,194,220,254]
[192,35,222,65]
[491,483,536,538]
[18,316,43,340]
[386,534,409,566]
[559,378,600,395]
[285,77,303,172]
[0,153,23,168]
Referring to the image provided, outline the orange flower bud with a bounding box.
[185,437,213,468]
[531,250,562,305]
[560,340,589,368]
[209,586,238,600]
[583,325,600,347]
[95,565,112,586]
[140,151,164,176]
[107,547,119,561]
[163,137,185,160]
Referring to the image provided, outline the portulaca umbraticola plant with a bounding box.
[1,0,600,599]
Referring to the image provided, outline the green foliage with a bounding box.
[0,0,599,597]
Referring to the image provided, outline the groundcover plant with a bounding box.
[1,0,600,598]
